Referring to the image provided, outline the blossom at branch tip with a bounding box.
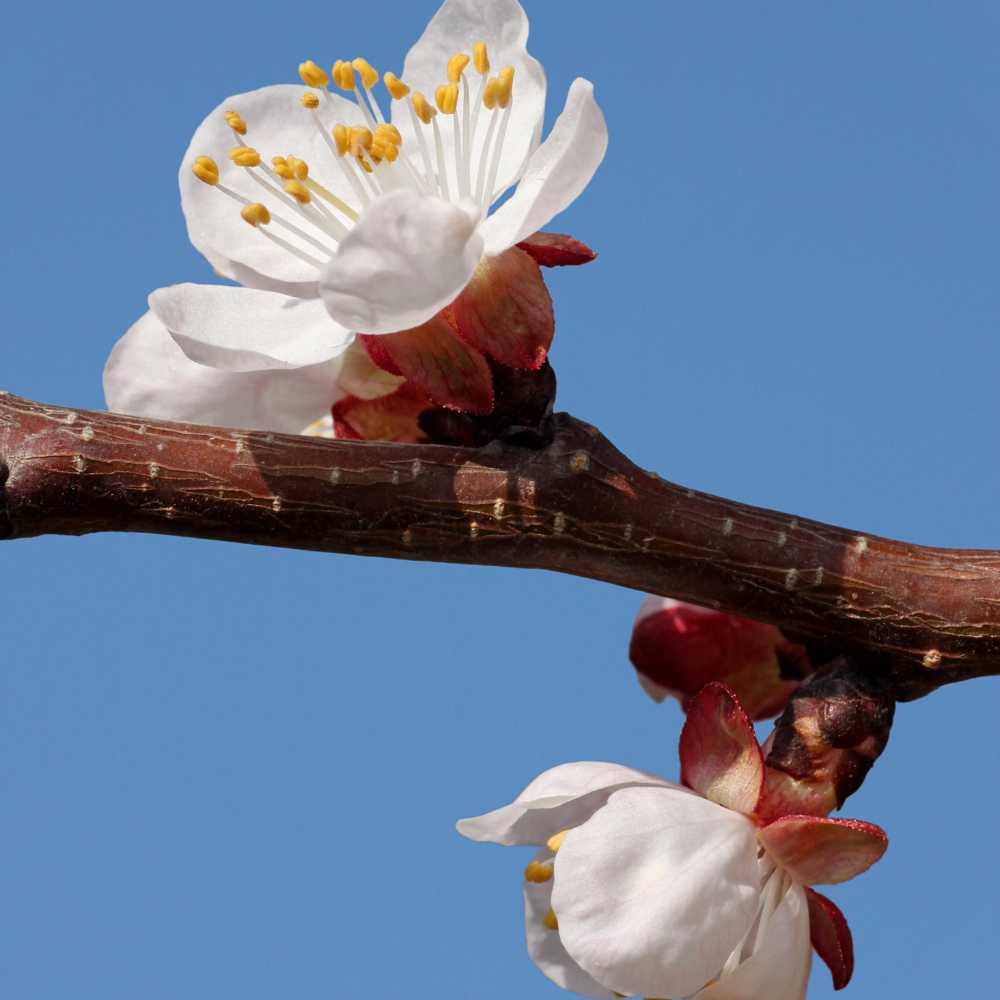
[105,0,607,426]
[630,596,811,721]
[457,683,887,998]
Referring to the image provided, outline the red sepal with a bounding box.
[806,887,854,990]
[516,231,597,267]
[451,246,554,370]
[332,383,434,442]
[756,815,888,885]
[378,317,494,414]
[679,682,764,816]
[360,334,404,377]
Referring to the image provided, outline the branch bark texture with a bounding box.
[3,391,1000,697]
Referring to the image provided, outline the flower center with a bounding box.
[190,45,516,275]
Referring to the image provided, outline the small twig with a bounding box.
[3,390,1000,697]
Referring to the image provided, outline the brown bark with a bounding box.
[3,390,1000,699]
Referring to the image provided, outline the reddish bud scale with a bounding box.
[759,656,896,822]
[360,334,404,377]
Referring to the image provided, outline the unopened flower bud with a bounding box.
[629,596,810,721]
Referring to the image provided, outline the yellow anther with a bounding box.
[229,147,261,167]
[351,58,379,89]
[483,77,500,111]
[332,123,350,157]
[357,155,373,173]
[447,53,470,83]
[541,909,559,931]
[301,92,320,109]
[286,155,309,180]
[473,41,489,75]
[524,861,553,884]
[299,60,330,88]
[284,179,311,203]
[499,65,515,84]
[546,830,570,852]
[191,156,219,185]
[411,91,436,124]
[371,137,398,162]
[224,110,247,135]
[271,156,294,179]
[497,74,512,109]
[435,82,459,114]
[348,126,373,156]
[336,60,356,91]
[240,202,270,227]
[375,123,402,146]
[384,72,410,100]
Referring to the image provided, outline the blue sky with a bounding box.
[2,1,999,997]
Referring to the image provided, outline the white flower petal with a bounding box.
[319,190,484,334]
[393,0,545,200]
[455,761,677,847]
[552,786,759,1000]
[480,78,607,255]
[149,284,354,372]
[524,847,617,999]
[695,883,812,1000]
[180,84,366,294]
[103,311,343,433]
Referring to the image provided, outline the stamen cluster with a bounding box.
[189,45,516,276]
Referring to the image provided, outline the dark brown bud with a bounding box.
[757,654,896,821]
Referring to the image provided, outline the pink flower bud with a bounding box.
[629,596,810,721]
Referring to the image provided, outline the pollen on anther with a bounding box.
[473,41,489,75]
[524,861,553,883]
[241,202,270,227]
[435,83,459,114]
[301,92,320,109]
[284,179,311,203]
[335,60,356,91]
[229,146,261,167]
[332,124,350,157]
[299,60,329,88]
[547,830,569,852]
[483,78,500,110]
[447,53,470,82]
[411,91,436,123]
[384,72,410,100]
[224,110,247,135]
[191,156,219,185]
[352,57,379,89]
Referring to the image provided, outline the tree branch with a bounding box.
[3,390,1000,698]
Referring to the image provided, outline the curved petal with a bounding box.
[695,882,812,1000]
[679,683,764,816]
[180,84,366,294]
[319,190,484,334]
[149,284,353,372]
[524,847,617,999]
[103,311,343,433]
[805,888,854,991]
[455,761,677,847]
[480,79,607,256]
[393,0,545,200]
[553,786,759,999]
[756,816,888,886]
